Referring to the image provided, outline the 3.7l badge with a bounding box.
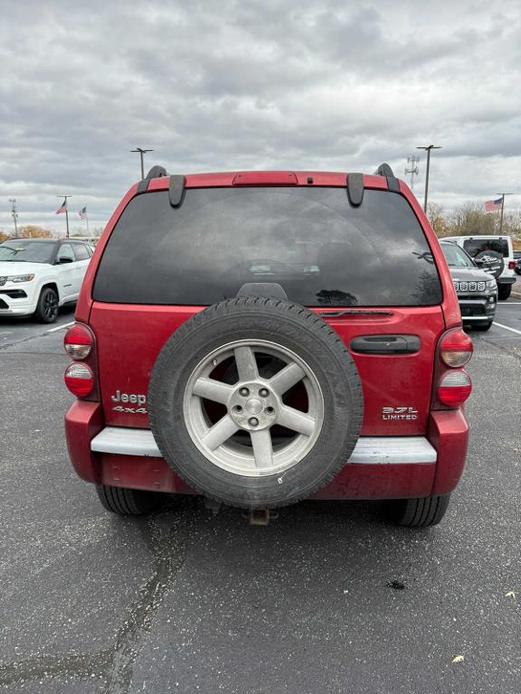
[382,406,418,421]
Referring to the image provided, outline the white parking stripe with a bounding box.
[499,302,521,305]
[46,321,75,333]
[492,321,521,336]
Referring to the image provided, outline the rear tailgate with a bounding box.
[90,303,444,436]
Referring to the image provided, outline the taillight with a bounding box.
[64,363,95,398]
[508,260,516,270]
[64,323,94,360]
[439,329,473,368]
[438,370,472,407]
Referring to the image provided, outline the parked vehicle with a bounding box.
[64,164,472,528]
[443,235,517,300]
[440,241,497,331]
[0,238,93,322]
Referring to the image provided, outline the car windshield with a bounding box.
[94,187,442,307]
[441,243,475,268]
[0,241,56,264]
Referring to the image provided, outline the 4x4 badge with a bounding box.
[382,406,418,421]
[111,390,147,414]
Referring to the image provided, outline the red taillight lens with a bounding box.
[64,323,94,360]
[440,329,473,368]
[438,370,472,407]
[508,260,516,270]
[64,363,94,398]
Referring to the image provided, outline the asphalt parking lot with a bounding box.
[0,301,520,693]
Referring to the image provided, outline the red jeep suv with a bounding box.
[64,164,472,527]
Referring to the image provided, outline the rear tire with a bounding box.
[498,284,511,301]
[386,494,451,528]
[95,484,162,516]
[34,287,59,323]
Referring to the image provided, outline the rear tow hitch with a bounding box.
[245,508,277,526]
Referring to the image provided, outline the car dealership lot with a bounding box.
[0,304,520,693]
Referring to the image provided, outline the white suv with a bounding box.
[443,235,517,300]
[0,238,92,322]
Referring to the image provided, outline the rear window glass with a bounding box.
[463,238,509,258]
[93,187,442,307]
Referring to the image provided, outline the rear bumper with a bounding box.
[65,403,469,500]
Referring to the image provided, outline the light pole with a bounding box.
[8,198,19,238]
[496,192,513,234]
[131,147,154,179]
[416,145,442,212]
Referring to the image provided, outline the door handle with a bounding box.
[350,335,420,354]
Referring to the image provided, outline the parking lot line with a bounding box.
[46,321,75,334]
[492,321,521,336]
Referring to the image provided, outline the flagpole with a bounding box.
[496,192,513,234]
[86,212,90,236]
[57,194,72,239]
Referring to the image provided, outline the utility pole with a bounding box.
[8,198,19,238]
[131,147,154,179]
[496,192,513,234]
[404,155,420,191]
[57,195,72,239]
[416,144,442,212]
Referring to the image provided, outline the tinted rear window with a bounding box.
[463,238,509,258]
[93,187,442,307]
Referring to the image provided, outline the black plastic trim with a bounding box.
[386,176,401,193]
[374,163,395,177]
[136,179,149,194]
[146,165,168,179]
[169,175,186,208]
[346,173,364,206]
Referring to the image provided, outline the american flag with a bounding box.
[55,198,67,214]
[484,198,502,213]
[78,206,87,220]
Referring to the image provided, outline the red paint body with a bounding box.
[67,171,470,501]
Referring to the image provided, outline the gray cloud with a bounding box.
[0,0,520,234]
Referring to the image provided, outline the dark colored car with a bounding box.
[440,241,497,331]
[63,164,472,529]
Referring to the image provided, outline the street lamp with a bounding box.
[416,145,442,212]
[131,147,154,179]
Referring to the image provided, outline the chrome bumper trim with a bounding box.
[91,428,437,465]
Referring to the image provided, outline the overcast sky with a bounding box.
[0,0,520,235]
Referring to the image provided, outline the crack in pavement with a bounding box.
[104,512,189,694]
[0,509,189,693]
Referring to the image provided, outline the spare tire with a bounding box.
[148,297,363,509]
[474,249,504,279]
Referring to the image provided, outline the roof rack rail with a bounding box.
[374,163,395,177]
